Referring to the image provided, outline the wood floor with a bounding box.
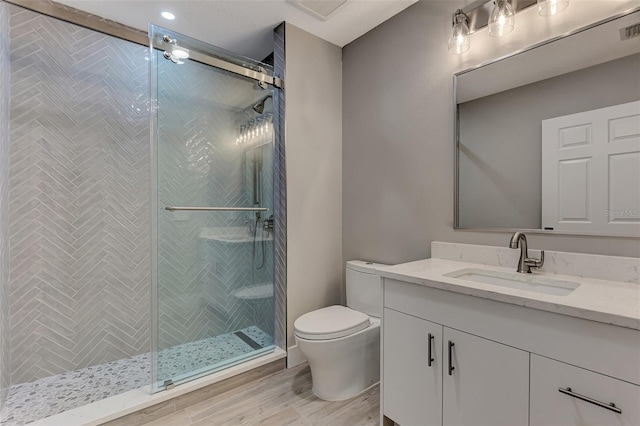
[142,364,380,426]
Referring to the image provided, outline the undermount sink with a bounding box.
[444,268,581,296]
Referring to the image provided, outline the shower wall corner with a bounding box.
[0,0,12,410]
[149,25,160,394]
[273,22,287,352]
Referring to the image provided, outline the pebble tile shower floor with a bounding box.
[0,326,273,426]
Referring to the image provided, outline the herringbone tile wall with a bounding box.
[7,4,151,385]
[273,23,287,350]
[245,142,275,341]
[0,1,11,406]
[3,4,286,388]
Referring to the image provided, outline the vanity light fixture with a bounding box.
[537,0,569,17]
[488,0,515,37]
[449,10,471,55]
[449,0,568,54]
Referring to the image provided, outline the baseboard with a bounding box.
[286,345,307,368]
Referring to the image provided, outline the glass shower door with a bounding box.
[150,26,276,391]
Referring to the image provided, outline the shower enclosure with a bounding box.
[0,3,284,424]
[149,25,279,391]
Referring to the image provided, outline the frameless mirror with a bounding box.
[454,10,640,237]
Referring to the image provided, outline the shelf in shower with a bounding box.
[199,227,273,243]
[233,283,274,300]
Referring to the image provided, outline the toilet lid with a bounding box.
[294,305,370,340]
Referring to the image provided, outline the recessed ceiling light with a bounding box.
[161,11,175,20]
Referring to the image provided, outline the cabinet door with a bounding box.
[443,328,529,426]
[383,308,443,426]
[531,354,640,426]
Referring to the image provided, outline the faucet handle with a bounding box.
[525,250,544,269]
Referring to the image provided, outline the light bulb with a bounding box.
[537,0,569,16]
[489,0,515,38]
[161,11,175,20]
[448,10,470,55]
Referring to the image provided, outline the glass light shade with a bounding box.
[537,0,569,16]
[449,11,470,55]
[488,0,515,38]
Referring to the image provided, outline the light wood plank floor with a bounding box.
[142,364,380,426]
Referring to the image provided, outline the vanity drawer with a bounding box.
[530,354,640,426]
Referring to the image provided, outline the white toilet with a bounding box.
[294,260,387,401]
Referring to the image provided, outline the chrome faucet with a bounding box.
[509,232,544,273]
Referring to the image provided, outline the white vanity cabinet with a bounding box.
[442,328,529,426]
[381,278,640,426]
[383,308,529,426]
[383,308,442,426]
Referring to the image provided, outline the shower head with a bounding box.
[251,95,272,114]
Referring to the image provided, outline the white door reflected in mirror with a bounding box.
[541,101,640,235]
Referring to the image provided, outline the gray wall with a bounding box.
[0,0,11,406]
[342,0,640,274]
[7,5,150,384]
[285,23,343,352]
[458,54,640,229]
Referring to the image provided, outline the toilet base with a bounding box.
[295,318,380,402]
[312,379,379,402]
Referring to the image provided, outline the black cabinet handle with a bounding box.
[448,340,455,376]
[559,387,622,414]
[428,333,434,367]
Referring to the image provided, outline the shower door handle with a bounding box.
[165,207,269,212]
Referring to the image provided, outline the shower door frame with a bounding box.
[149,24,286,392]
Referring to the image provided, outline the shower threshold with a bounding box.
[0,327,276,426]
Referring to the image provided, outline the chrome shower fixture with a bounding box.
[162,34,189,64]
[254,81,268,90]
[252,94,273,114]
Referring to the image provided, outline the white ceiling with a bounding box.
[55,0,418,61]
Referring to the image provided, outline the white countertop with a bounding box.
[377,258,640,331]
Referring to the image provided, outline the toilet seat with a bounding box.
[294,305,370,340]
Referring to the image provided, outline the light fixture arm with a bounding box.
[456,0,535,35]
[452,9,469,26]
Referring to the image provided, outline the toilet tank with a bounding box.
[346,260,388,318]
